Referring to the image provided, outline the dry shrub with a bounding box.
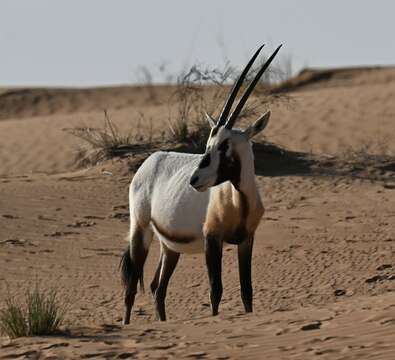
[339,140,395,169]
[167,59,291,151]
[67,52,294,165]
[64,110,143,167]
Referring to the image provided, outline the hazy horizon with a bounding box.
[1,0,394,87]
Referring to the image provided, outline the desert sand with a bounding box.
[1,67,395,359]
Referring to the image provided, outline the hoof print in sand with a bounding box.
[2,214,19,219]
[117,352,137,359]
[113,204,128,211]
[376,264,392,271]
[301,321,322,331]
[365,274,395,283]
[83,215,105,220]
[109,212,129,222]
[186,351,207,358]
[45,231,80,237]
[37,214,57,221]
[0,238,36,247]
[67,220,96,228]
[334,289,346,296]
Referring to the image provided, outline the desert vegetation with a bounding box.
[0,286,66,338]
[64,110,141,167]
[66,58,293,167]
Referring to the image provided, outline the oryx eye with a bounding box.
[218,139,229,152]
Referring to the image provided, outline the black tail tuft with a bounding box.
[120,245,133,289]
[120,245,145,293]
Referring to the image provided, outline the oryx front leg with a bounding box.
[154,244,179,321]
[205,235,223,316]
[238,237,254,313]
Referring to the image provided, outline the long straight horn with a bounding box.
[216,45,265,127]
[225,44,282,129]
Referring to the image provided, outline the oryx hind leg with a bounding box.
[121,219,153,325]
[154,242,180,321]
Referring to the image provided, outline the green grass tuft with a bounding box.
[0,286,66,338]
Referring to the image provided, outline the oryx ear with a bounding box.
[243,111,270,139]
[205,112,217,128]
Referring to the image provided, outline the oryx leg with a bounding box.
[154,243,180,321]
[205,235,223,316]
[121,222,152,325]
[237,236,254,313]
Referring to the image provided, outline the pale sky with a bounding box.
[1,0,394,86]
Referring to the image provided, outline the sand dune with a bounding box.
[0,67,395,359]
[1,67,395,176]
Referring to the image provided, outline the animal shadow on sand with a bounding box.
[252,141,395,183]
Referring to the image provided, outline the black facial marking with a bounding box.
[218,139,229,152]
[198,153,211,169]
[215,148,241,189]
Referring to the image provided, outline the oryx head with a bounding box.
[190,44,282,192]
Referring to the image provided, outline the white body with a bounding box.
[130,151,209,253]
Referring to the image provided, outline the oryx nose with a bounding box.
[190,175,199,186]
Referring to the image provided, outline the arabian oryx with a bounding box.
[121,44,282,323]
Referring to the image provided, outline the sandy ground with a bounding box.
[1,68,395,359]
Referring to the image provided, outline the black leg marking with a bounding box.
[121,228,148,325]
[154,246,180,321]
[205,235,223,316]
[238,237,254,313]
[150,253,163,297]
